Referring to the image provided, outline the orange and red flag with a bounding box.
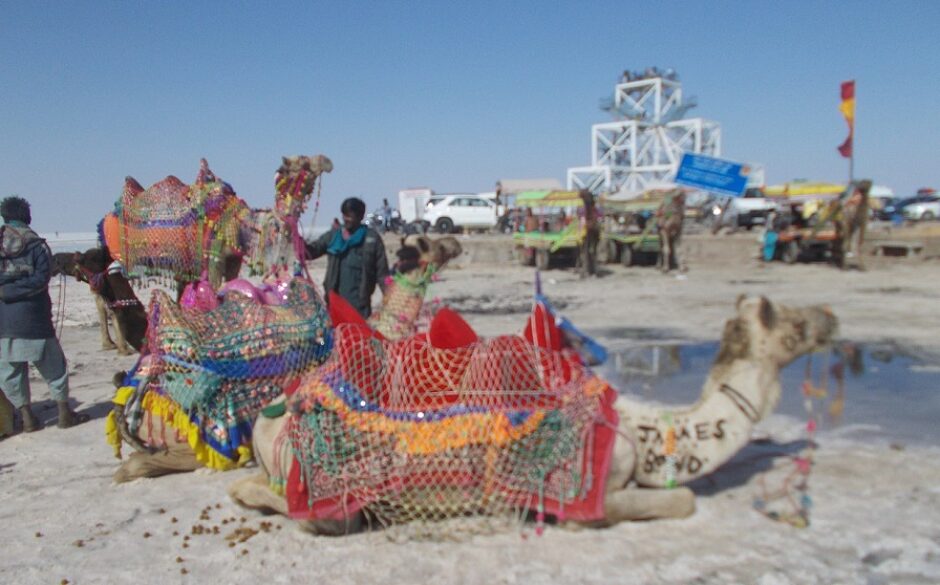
[837,80,855,158]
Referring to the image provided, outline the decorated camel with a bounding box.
[228,293,836,533]
[654,189,685,273]
[106,236,462,482]
[52,248,146,354]
[101,155,332,290]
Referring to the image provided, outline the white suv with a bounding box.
[423,194,501,233]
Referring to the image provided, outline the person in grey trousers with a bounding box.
[0,196,88,431]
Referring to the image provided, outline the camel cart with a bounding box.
[772,227,839,264]
[767,180,872,266]
[596,194,662,267]
[513,190,584,270]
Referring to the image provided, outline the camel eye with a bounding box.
[795,322,807,341]
[783,336,797,350]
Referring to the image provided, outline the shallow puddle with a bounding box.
[594,339,940,447]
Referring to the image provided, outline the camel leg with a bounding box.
[95,295,117,351]
[660,236,671,273]
[602,486,695,523]
[675,236,687,272]
[228,473,290,516]
[109,308,134,355]
[853,227,866,271]
[228,474,364,535]
[112,444,202,483]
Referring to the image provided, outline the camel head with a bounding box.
[51,252,79,278]
[715,295,838,369]
[400,235,463,272]
[52,247,111,281]
[274,155,334,217]
[74,247,111,275]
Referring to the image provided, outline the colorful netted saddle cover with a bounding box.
[145,277,332,460]
[284,303,617,528]
[101,161,248,281]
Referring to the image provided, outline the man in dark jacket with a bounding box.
[0,196,88,431]
[305,197,389,318]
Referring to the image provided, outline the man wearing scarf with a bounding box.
[0,196,89,431]
[305,197,389,318]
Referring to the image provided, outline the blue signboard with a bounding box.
[674,153,750,197]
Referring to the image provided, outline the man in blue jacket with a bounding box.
[305,197,389,318]
[0,196,88,431]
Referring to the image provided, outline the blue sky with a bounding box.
[1,1,938,231]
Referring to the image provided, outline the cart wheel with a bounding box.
[607,240,620,263]
[535,249,550,270]
[518,247,535,266]
[782,241,800,264]
[620,244,634,267]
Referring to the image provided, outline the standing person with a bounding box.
[0,196,88,431]
[579,189,601,278]
[305,197,389,318]
[380,198,393,232]
[523,208,539,233]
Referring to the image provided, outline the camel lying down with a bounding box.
[108,236,463,483]
[229,295,837,532]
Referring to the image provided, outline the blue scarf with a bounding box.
[326,226,366,255]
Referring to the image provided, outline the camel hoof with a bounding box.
[112,460,142,484]
[116,347,134,356]
[228,474,287,515]
[101,342,117,351]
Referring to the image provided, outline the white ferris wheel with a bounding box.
[567,70,722,195]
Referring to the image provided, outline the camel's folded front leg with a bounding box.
[602,486,696,524]
[228,473,289,516]
[112,444,201,483]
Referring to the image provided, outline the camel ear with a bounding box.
[735,294,747,311]
[758,296,776,329]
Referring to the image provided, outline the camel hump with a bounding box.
[123,177,144,199]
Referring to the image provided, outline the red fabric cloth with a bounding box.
[428,306,478,349]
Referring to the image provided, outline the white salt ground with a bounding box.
[2,257,940,584]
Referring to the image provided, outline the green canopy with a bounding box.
[516,190,583,208]
[515,190,552,207]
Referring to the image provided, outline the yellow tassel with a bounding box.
[104,410,123,459]
[139,391,248,472]
[112,385,136,406]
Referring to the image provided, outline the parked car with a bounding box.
[422,194,503,233]
[902,195,940,221]
[707,188,778,232]
[871,196,902,221]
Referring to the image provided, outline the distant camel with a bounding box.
[833,180,872,270]
[655,189,686,273]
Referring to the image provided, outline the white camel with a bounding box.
[229,295,837,532]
